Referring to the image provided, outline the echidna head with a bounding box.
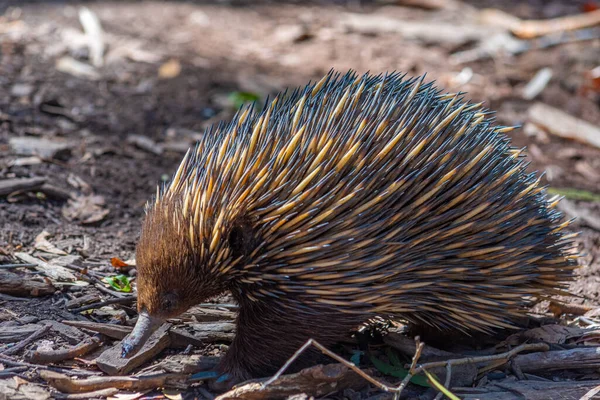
[135,199,234,320]
[123,190,247,358]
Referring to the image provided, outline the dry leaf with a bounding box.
[111,257,130,268]
[62,194,109,224]
[34,230,68,255]
[159,59,182,79]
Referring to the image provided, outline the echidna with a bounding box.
[122,70,577,384]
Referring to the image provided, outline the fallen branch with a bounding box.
[26,336,102,364]
[514,9,600,39]
[39,370,188,393]
[512,346,600,372]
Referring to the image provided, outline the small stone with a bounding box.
[11,83,34,97]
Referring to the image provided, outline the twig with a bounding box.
[26,336,102,364]
[2,323,51,356]
[0,263,37,269]
[0,354,101,376]
[0,366,28,377]
[393,337,425,400]
[69,295,136,313]
[411,342,549,375]
[433,363,452,400]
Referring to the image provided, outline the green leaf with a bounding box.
[385,347,403,368]
[369,353,430,387]
[422,368,461,400]
[102,274,132,292]
[228,91,261,110]
[547,187,600,203]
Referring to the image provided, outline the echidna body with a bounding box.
[124,71,576,383]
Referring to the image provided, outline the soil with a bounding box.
[0,0,599,399]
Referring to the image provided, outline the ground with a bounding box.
[0,1,600,399]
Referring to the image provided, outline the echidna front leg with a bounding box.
[215,300,359,388]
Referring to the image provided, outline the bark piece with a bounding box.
[0,270,56,296]
[14,253,77,282]
[0,324,43,343]
[96,323,171,375]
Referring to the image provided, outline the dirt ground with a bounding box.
[1,0,600,399]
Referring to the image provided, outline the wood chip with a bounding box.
[14,253,77,282]
[41,320,88,345]
[62,320,131,340]
[96,323,171,375]
[528,102,600,149]
[0,324,42,343]
[2,323,51,355]
[0,270,56,297]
